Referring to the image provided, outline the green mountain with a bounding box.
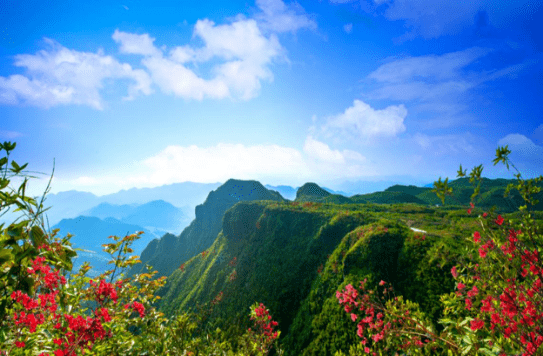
[292,178,543,213]
[126,179,286,279]
[138,177,543,355]
[155,198,511,355]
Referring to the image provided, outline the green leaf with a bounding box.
[0,249,13,264]
[29,225,46,247]
[461,345,472,355]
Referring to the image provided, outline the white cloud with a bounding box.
[47,140,377,195]
[365,47,530,128]
[343,23,353,33]
[303,135,365,163]
[382,0,485,40]
[498,134,543,158]
[0,130,23,139]
[497,134,543,177]
[114,18,285,100]
[0,38,152,109]
[112,30,162,57]
[364,0,542,41]
[413,132,476,155]
[368,47,491,83]
[320,100,407,143]
[254,0,317,33]
[1,1,306,109]
[143,56,229,100]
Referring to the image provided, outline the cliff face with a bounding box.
[126,179,286,279]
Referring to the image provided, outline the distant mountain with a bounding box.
[11,182,222,227]
[126,179,286,279]
[52,216,160,278]
[264,184,349,201]
[296,182,331,201]
[82,200,193,234]
[82,202,139,220]
[264,185,298,200]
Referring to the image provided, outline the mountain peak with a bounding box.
[296,183,331,200]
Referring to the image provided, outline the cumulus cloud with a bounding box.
[0,38,152,109]
[303,135,366,163]
[112,30,162,57]
[1,0,313,108]
[52,139,375,194]
[113,17,285,100]
[137,140,372,187]
[320,99,407,143]
[254,0,317,33]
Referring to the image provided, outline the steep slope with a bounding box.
[126,179,286,279]
[155,200,488,355]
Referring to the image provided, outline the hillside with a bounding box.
[133,176,543,355]
[125,179,287,279]
[155,199,530,355]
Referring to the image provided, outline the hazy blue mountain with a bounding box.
[264,185,298,200]
[121,200,192,233]
[99,182,222,207]
[13,182,222,227]
[81,202,139,220]
[52,216,159,278]
[82,200,193,234]
[126,179,286,279]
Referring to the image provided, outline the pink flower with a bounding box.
[451,266,458,278]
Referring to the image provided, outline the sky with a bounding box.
[1,0,542,197]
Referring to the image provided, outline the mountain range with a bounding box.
[122,176,542,355]
[6,175,541,354]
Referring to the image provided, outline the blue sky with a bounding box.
[1,0,542,197]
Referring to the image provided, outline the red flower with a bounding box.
[451,266,458,278]
[473,231,481,243]
[15,341,25,348]
[495,215,504,225]
[470,319,484,331]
